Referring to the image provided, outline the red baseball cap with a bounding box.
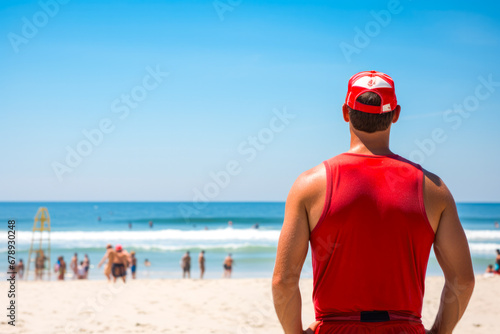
[345,71,397,114]
[115,244,122,251]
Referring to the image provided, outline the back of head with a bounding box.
[345,70,398,133]
[348,92,396,133]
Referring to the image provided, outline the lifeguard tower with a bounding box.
[26,207,52,280]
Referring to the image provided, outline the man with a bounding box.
[181,251,191,278]
[272,71,475,334]
[130,251,137,279]
[110,244,129,283]
[16,259,24,279]
[70,253,78,279]
[97,244,114,282]
[199,250,206,279]
[35,250,47,280]
[223,253,233,278]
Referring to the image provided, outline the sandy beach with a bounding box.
[1,275,497,334]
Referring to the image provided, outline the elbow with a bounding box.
[445,273,475,295]
[272,273,299,295]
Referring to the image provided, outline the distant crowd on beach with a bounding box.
[17,245,236,282]
[179,250,234,279]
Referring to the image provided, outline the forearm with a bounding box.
[272,281,303,334]
[430,277,474,334]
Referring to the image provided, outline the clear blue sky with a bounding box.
[1,0,499,202]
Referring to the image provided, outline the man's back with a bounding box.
[272,71,474,334]
[311,153,434,321]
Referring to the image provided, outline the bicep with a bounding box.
[274,180,310,282]
[433,192,473,281]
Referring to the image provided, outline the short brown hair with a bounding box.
[348,92,395,133]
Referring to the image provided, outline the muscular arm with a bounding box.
[272,177,310,334]
[425,176,475,334]
[272,166,324,334]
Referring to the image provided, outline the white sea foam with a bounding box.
[467,243,500,254]
[464,229,500,241]
[1,228,280,250]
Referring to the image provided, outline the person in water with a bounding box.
[110,244,129,283]
[98,244,114,282]
[55,256,66,280]
[16,259,24,279]
[223,253,234,278]
[130,251,137,279]
[272,71,474,334]
[35,250,47,280]
[199,250,206,279]
[180,251,191,278]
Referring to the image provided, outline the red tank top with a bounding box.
[310,153,435,320]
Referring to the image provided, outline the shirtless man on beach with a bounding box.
[109,244,129,283]
[199,250,206,279]
[223,253,233,278]
[98,244,114,282]
[181,251,191,278]
[273,71,474,334]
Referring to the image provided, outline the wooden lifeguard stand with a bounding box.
[26,207,51,280]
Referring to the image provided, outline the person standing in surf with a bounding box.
[181,251,191,278]
[272,71,475,334]
[223,253,233,278]
[199,250,206,279]
[70,253,78,279]
[97,244,114,282]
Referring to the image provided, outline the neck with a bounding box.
[348,125,393,156]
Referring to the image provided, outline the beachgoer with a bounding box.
[130,251,137,279]
[199,250,206,279]
[70,253,78,279]
[17,259,24,279]
[253,223,259,229]
[111,244,129,283]
[97,244,114,282]
[180,251,191,278]
[149,220,153,228]
[272,71,475,334]
[35,250,47,280]
[495,221,499,228]
[495,249,500,272]
[486,265,495,273]
[223,253,233,278]
[56,256,66,280]
[77,261,86,279]
[144,258,151,276]
[83,254,90,279]
[54,258,61,278]
[128,222,132,229]
[228,220,233,227]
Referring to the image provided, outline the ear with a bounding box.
[342,103,350,122]
[392,105,401,123]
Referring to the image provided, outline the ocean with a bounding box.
[1,202,499,280]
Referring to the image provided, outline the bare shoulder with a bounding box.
[289,163,327,230]
[422,168,455,232]
[291,163,326,202]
